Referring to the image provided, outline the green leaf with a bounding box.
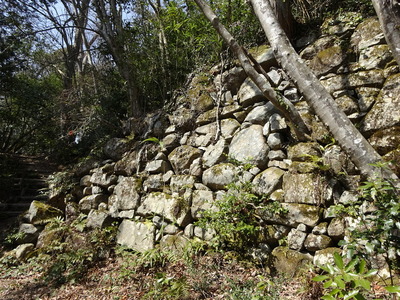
[330,288,341,296]
[357,259,366,274]
[323,279,333,289]
[321,295,336,300]
[334,277,346,289]
[385,286,400,293]
[345,257,359,273]
[343,273,353,282]
[364,269,378,277]
[354,279,371,291]
[313,275,330,282]
[344,289,360,300]
[141,137,161,144]
[320,264,332,273]
[333,252,344,269]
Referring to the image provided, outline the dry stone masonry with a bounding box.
[15,15,400,273]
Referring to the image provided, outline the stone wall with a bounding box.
[18,15,399,272]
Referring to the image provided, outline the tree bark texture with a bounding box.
[193,0,310,141]
[372,0,400,66]
[250,0,400,186]
[267,0,294,39]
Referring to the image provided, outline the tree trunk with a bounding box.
[193,0,310,141]
[371,0,400,66]
[250,0,400,186]
[93,0,142,117]
[267,0,294,39]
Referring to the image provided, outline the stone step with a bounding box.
[0,202,31,210]
[0,210,24,218]
[16,194,48,201]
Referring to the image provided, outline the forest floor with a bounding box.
[0,215,391,300]
[0,216,320,300]
[0,250,318,300]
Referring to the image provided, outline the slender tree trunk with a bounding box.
[148,0,170,100]
[250,0,400,186]
[267,0,294,39]
[193,0,310,141]
[371,0,400,66]
[93,0,142,117]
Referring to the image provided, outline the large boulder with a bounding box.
[90,168,118,188]
[358,44,393,70]
[283,173,333,205]
[191,190,216,219]
[229,125,270,169]
[145,160,171,174]
[304,234,332,251]
[116,220,155,252]
[202,163,238,190]
[368,126,400,155]
[170,175,196,192]
[287,142,321,161]
[221,118,241,139]
[272,246,313,276]
[86,209,114,229]
[18,223,43,244]
[79,194,108,214]
[14,243,35,260]
[238,78,266,107]
[114,150,139,176]
[169,107,196,131]
[214,66,247,94]
[103,138,134,161]
[137,192,192,227]
[25,201,63,225]
[351,17,386,51]
[321,70,385,94]
[313,247,342,266]
[168,145,203,174]
[360,74,400,134]
[108,176,141,216]
[259,203,323,227]
[252,167,285,197]
[307,45,346,76]
[243,103,279,125]
[202,139,228,168]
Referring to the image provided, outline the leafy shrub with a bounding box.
[22,216,118,284]
[335,164,400,282]
[197,161,287,253]
[313,252,378,299]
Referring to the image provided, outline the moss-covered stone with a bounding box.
[271,246,313,276]
[260,203,323,227]
[351,17,385,51]
[287,142,321,162]
[196,108,217,125]
[283,173,332,205]
[368,126,400,155]
[313,247,342,266]
[383,148,400,177]
[321,69,385,93]
[137,192,192,227]
[202,163,238,190]
[27,201,63,225]
[168,145,203,174]
[304,234,332,251]
[308,45,346,76]
[360,73,400,134]
[159,234,190,254]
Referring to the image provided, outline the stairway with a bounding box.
[0,154,58,218]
